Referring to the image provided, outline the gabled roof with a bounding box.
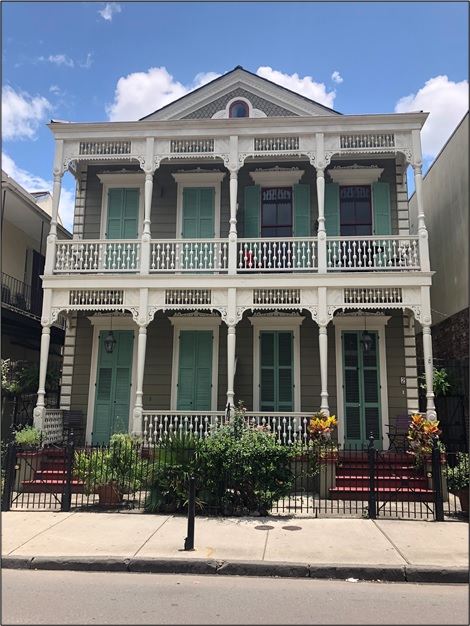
[140,65,342,121]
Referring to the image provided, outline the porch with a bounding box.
[52,235,420,274]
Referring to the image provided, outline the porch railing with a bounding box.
[54,240,141,272]
[326,236,420,271]
[141,410,312,444]
[149,239,228,272]
[52,236,420,275]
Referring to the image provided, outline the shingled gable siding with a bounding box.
[182,87,298,119]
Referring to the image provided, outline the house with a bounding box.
[409,112,469,448]
[33,65,438,449]
[1,171,71,434]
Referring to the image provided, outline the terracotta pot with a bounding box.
[96,482,123,507]
[458,488,469,517]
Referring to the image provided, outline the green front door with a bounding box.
[93,330,134,444]
[342,331,382,449]
[260,331,294,412]
[177,330,213,411]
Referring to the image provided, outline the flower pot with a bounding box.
[457,488,469,517]
[14,450,44,492]
[96,481,123,507]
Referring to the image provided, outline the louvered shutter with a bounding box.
[372,182,391,235]
[293,184,311,237]
[244,185,261,237]
[324,183,340,236]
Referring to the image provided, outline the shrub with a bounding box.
[444,452,469,493]
[194,401,302,514]
[14,425,43,448]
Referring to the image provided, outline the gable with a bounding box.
[140,66,342,122]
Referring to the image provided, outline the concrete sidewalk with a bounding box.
[1,511,468,583]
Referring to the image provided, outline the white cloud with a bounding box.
[2,153,75,232]
[106,67,193,121]
[99,3,122,21]
[39,54,74,68]
[106,65,340,121]
[395,75,469,160]
[256,67,337,109]
[2,86,53,141]
[331,71,343,85]
[79,53,94,69]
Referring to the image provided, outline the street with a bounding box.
[2,570,468,625]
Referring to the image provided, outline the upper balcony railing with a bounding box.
[52,235,420,275]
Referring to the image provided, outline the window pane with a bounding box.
[262,203,277,225]
[341,224,356,236]
[278,204,292,224]
[356,224,372,235]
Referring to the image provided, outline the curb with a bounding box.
[2,556,468,583]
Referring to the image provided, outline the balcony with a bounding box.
[52,235,420,275]
[2,272,66,328]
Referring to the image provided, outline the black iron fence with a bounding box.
[1,433,467,521]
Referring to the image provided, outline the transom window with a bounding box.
[340,185,372,236]
[229,100,249,118]
[261,187,293,237]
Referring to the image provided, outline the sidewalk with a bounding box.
[2,511,468,584]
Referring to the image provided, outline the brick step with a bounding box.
[335,476,428,489]
[336,466,418,476]
[34,470,78,480]
[21,479,85,494]
[329,487,434,502]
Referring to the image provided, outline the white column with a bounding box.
[317,287,330,416]
[226,324,236,412]
[33,325,51,430]
[44,173,64,275]
[318,324,330,416]
[132,325,148,436]
[140,171,154,274]
[421,323,437,420]
[316,167,327,273]
[228,169,239,275]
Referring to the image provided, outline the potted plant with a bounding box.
[13,425,45,491]
[406,413,444,465]
[74,433,149,507]
[444,452,469,517]
[306,412,339,498]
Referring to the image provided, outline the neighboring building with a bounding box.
[409,112,469,447]
[1,171,71,433]
[34,66,437,449]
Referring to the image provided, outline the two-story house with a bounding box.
[33,66,437,449]
[1,170,71,434]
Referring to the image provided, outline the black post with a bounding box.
[432,435,444,522]
[184,476,196,551]
[367,432,377,519]
[61,437,75,512]
[1,441,17,512]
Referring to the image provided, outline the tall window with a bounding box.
[261,187,293,237]
[229,101,249,118]
[340,185,372,236]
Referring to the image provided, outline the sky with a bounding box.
[2,1,468,233]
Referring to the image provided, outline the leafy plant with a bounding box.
[1,359,60,397]
[444,452,469,493]
[419,367,458,397]
[194,400,301,514]
[406,413,444,466]
[14,425,43,448]
[74,433,148,496]
[307,412,338,444]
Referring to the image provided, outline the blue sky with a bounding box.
[2,1,468,232]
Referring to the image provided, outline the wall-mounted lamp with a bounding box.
[104,314,117,354]
[360,311,373,353]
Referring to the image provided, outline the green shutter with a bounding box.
[93,330,133,444]
[293,184,311,237]
[182,188,215,238]
[106,188,139,239]
[177,330,213,411]
[343,331,381,448]
[372,182,391,235]
[324,183,339,236]
[244,185,260,237]
[260,331,293,412]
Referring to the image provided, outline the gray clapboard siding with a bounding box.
[69,314,94,415]
[384,310,409,417]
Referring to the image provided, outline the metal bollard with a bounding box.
[184,476,196,551]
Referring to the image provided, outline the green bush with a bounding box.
[14,425,43,447]
[194,402,304,514]
[444,452,469,493]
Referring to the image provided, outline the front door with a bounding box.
[260,331,294,412]
[92,330,134,444]
[176,330,213,411]
[342,330,382,449]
